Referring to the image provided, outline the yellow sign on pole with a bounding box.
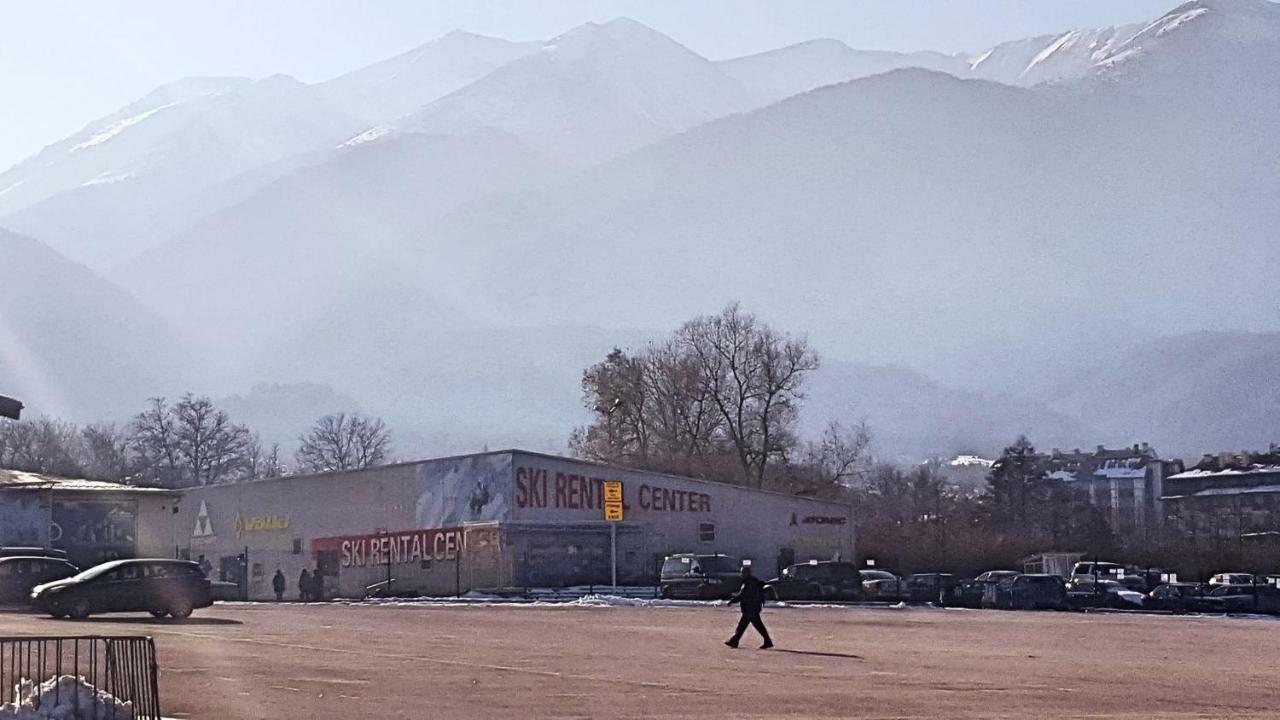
[603,481,624,522]
[603,481,623,503]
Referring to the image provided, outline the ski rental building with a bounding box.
[170,450,855,600]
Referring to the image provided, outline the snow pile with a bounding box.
[0,675,134,720]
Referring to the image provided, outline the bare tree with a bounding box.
[803,420,873,487]
[130,395,253,487]
[296,413,391,473]
[130,397,184,486]
[173,394,253,485]
[80,423,133,481]
[247,434,287,479]
[0,417,81,476]
[680,303,818,488]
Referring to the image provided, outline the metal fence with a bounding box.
[0,636,161,719]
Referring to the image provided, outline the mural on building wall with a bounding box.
[51,500,137,565]
[0,495,47,545]
[415,454,510,528]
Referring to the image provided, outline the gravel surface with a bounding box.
[2,602,1278,719]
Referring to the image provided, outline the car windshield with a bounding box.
[70,561,128,582]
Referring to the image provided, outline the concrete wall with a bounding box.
[170,451,854,599]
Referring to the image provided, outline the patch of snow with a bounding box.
[1026,30,1083,75]
[0,179,27,198]
[339,126,393,148]
[0,675,133,719]
[949,455,994,468]
[1095,47,1144,68]
[967,48,993,71]
[1156,7,1210,38]
[81,171,137,187]
[70,102,180,153]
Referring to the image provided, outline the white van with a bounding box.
[1070,561,1125,583]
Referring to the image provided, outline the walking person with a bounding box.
[272,569,286,602]
[298,568,312,603]
[725,564,773,649]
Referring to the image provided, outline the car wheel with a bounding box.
[149,609,169,618]
[169,599,194,619]
[67,598,91,620]
[659,586,672,599]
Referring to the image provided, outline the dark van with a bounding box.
[0,556,79,604]
[31,559,213,619]
[659,553,741,599]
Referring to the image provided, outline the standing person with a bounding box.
[272,569,286,602]
[725,565,773,649]
[198,555,213,578]
[298,568,312,603]
[310,569,323,602]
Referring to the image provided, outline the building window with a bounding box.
[699,522,715,543]
[292,538,303,555]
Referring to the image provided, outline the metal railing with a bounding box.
[0,636,161,719]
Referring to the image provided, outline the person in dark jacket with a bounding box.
[272,569,286,601]
[299,568,312,602]
[725,565,773,649]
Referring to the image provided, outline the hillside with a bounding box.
[0,228,186,422]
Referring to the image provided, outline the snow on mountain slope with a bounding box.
[0,228,185,422]
[719,39,969,104]
[0,75,365,267]
[395,18,755,166]
[318,30,540,125]
[384,47,1278,387]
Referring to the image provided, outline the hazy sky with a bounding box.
[1,0,1177,170]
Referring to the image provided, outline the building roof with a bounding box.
[0,468,176,495]
[1168,465,1280,481]
[1189,484,1280,498]
[179,448,852,508]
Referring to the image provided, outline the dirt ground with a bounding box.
[3,602,1279,719]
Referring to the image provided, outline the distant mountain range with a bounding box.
[2,0,1277,464]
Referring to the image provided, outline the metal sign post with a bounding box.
[603,481,624,593]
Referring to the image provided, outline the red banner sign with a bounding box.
[312,527,464,568]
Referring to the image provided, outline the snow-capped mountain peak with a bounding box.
[394,17,754,166]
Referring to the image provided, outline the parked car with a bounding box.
[974,570,1021,584]
[860,570,902,601]
[766,561,862,601]
[991,574,1068,610]
[1206,584,1280,614]
[905,573,961,604]
[1145,582,1220,613]
[0,556,79,605]
[1209,572,1256,587]
[31,559,213,619]
[659,553,741,600]
[0,546,68,559]
[1066,578,1145,609]
[946,571,1022,608]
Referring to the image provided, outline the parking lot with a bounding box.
[3,601,1279,719]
